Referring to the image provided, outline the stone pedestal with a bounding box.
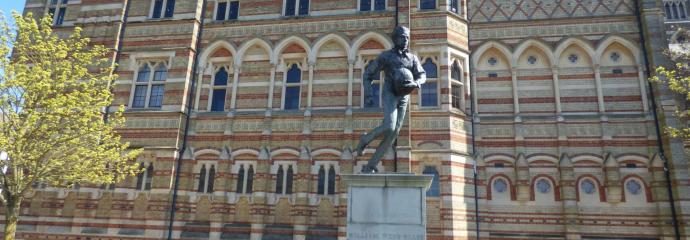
[341,174,433,240]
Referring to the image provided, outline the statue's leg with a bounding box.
[365,92,401,170]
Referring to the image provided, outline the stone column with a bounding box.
[593,65,605,113]
[636,64,649,112]
[515,154,530,201]
[551,66,562,113]
[603,154,621,203]
[559,154,580,239]
[347,58,355,109]
[511,67,520,114]
[230,63,240,110]
[307,61,315,109]
[267,63,277,110]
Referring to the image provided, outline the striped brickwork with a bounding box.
[7,0,688,239]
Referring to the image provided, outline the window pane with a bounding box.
[56,8,66,25]
[276,166,284,194]
[285,0,296,16]
[61,0,69,4]
[164,0,175,17]
[236,165,245,193]
[681,3,687,18]
[51,0,58,5]
[298,0,309,15]
[132,85,148,108]
[666,4,672,18]
[286,166,293,194]
[246,165,254,193]
[286,64,301,83]
[451,63,461,81]
[216,2,227,20]
[145,165,154,190]
[148,84,165,108]
[137,65,150,82]
[452,84,462,109]
[420,0,436,9]
[374,0,385,10]
[211,89,226,112]
[135,163,145,190]
[229,1,239,19]
[422,58,437,78]
[152,0,163,18]
[284,86,300,110]
[421,82,437,107]
[214,67,228,86]
[360,0,371,11]
[197,165,207,192]
[423,166,440,197]
[317,166,325,195]
[450,0,459,13]
[154,66,167,81]
[207,165,215,193]
[327,166,336,195]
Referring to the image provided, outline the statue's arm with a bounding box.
[412,55,427,87]
[363,56,383,106]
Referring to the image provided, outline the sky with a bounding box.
[1,0,26,18]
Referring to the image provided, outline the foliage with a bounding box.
[651,28,690,139]
[0,12,140,239]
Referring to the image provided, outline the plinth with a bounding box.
[341,174,433,240]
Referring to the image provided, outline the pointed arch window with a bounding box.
[135,162,154,191]
[197,163,216,193]
[211,66,229,111]
[423,166,440,197]
[284,63,302,110]
[420,58,438,107]
[450,61,464,110]
[317,164,337,195]
[132,61,167,109]
[364,60,383,108]
[666,2,673,18]
[275,164,295,194]
[236,163,254,194]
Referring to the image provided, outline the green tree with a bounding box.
[651,28,690,139]
[0,13,141,240]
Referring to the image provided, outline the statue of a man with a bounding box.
[355,26,426,173]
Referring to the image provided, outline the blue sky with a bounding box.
[1,0,26,17]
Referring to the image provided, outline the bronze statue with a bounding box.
[355,26,426,173]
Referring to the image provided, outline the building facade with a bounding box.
[13,0,690,239]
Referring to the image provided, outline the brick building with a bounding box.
[14,0,690,239]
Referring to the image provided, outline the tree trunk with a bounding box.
[3,198,20,240]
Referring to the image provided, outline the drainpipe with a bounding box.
[167,0,208,239]
[104,0,132,123]
[465,2,481,239]
[633,0,681,238]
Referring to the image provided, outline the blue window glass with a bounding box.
[229,1,239,20]
[450,0,459,13]
[327,166,336,195]
[61,0,69,4]
[451,62,461,81]
[422,58,437,78]
[374,0,385,10]
[164,0,175,18]
[298,0,309,15]
[285,0,296,16]
[51,0,58,4]
[420,0,435,10]
[275,165,284,193]
[452,84,462,109]
[286,64,301,83]
[286,166,293,194]
[214,67,228,86]
[132,86,148,108]
[216,2,227,20]
[317,166,325,194]
[135,163,145,190]
[152,0,163,18]
[360,0,371,11]
[371,83,380,107]
[48,8,56,18]
[423,166,440,197]
[148,85,164,108]
[137,65,150,82]
[55,7,66,25]
[154,66,167,81]
[236,165,245,193]
[284,87,300,110]
[211,89,226,112]
[421,82,437,107]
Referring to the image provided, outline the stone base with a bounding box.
[341,174,433,240]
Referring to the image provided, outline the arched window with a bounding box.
[328,165,336,195]
[666,2,673,18]
[136,162,154,191]
[197,163,216,193]
[623,178,647,203]
[490,177,511,201]
[423,166,440,197]
[680,2,687,18]
[533,177,555,202]
[420,0,436,10]
[672,2,680,19]
[132,62,167,108]
[284,64,301,110]
[451,61,463,109]
[211,66,228,112]
[364,61,382,108]
[317,165,326,194]
[420,58,438,107]
[275,164,294,195]
[236,163,254,194]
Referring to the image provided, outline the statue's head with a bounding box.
[391,26,410,51]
